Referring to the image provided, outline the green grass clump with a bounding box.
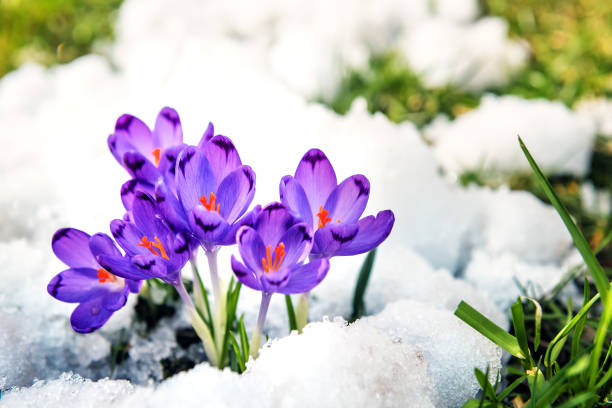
[0,0,123,78]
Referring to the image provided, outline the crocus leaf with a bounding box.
[351,249,376,321]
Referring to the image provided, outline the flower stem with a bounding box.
[296,292,309,332]
[205,247,222,304]
[251,292,272,359]
[204,246,227,364]
[189,256,207,318]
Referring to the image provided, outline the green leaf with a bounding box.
[229,333,246,373]
[285,295,298,332]
[351,250,377,321]
[238,315,249,362]
[522,296,543,352]
[455,301,525,359]
[474,368,497,401]
[589,281,612,387]
[511,298,533,367]
[518,137,608,301]
[570,279,589,361]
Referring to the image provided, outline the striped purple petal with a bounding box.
[334,210,395,256]
[312,223,359,257]
[176,146,216,212]
[70,297,115,334]
[216,165,256,224]
[202,135,242,186]
[52,228,98,269]
[294,149,337,216]
[275,258,330,295]
[279,175,314,229]
[152,107,183,148]
[323,175,370,224]
[231,255,263,291]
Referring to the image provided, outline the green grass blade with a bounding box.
[229,333,246,373]
[351,249,377,321]
[455,301,525,359]
[589,282,612,387]
[522,297,542,352]
[497,375,527,401]
[571,279,590,360]
[238,315,249,362]
[474,368,497,401]
[285,295,298,332]
[594,228,612,255]
[553,392,596,408]
[512,299,533,367]
[519,137,608,300]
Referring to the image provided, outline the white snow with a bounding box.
[425,95,597,177]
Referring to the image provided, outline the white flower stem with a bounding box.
[205,246,227,364]
[250,292,272,359]
[295,292,309,332]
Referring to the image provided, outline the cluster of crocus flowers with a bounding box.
[47,107,394,366]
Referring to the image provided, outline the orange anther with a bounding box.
[137,236,170,260]
[199,192,220,213]
[97,268,118,283]
[152,148,162,167]
[261,242,286,273]
[316,206,332,229]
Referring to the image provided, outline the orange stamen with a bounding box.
[261,242,286,273]
[199,192,220,213]
[316,206,332,229]
[137,236,170,260]
[97,268,118,283]
[152,148,162,167]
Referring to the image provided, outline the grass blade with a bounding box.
[519,137,608,300]
[455,301,525,359]
[511,299,533,367]
[285,295,298,332]
[229,333,246,373]
[351,250,377,321]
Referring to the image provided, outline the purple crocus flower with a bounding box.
[108,107,186,188]
[48,228,141,333]
[99,191,190,285]
[175,138,256,250]
[280,149,395,258]
[230,203,329,295]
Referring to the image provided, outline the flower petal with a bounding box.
[231,255,262,291]
[197,122,215,148]
[312,223,359,257]
[218,205,262,246]
[277,223,313,266]
[254,203,296,245]
[236,226,267,274]
[335,210,395,256]
[176,146,216,212]
[127,280,143,293]
[123,151,161,184]
[70,297,114,333]
[131,254,171,281]
[323,175,370,224]
[294,149,337,215]
[216,165,256,224]
[279,175,314,229]
[89,233,122,259]
[101,287,129,311]
[276,258,330,295]
[157,144,186,193]
[47,268,108,303]
[120,179,155,212]
[152,107,183,148]
[110,219,147,256]
[52,228,97,269]
[108,114,153,165]
[97,254,152,281]
[202,135,242,186]
[188,206,231,247]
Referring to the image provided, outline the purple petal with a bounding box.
[170,232,190,269]
[276,258,330,295]
[110,219,148,256]
[231,255,262,291]
[276,223,313,266]
[47,268,108,303]
[216,165,256,224]
[236,226,267,273]
[89,233,122,259]
[188,206,231,247]
[294,149,337,216]
[131,191,161,236]
[158,144,186,194]
[202,135,242,185]
[197,122,215,148]
[152,107,183,148]
[101,287,129,311]
[312,223,359,257]
[323,175,370,224]
[176,146,216,212]
[127,280,143,293]
[279,175,314,229]
[261,268,290,292]
[335,210,395,256]
[254,203,297,245]
[97,254,152,281]
[154,183,191,236]
[131,254,170,281]
[121,179,155,212]
[123,151,162,184]
[52,228,97,269]
[70,297,114,333]
[108,114,153,165]
[218,205,262,246]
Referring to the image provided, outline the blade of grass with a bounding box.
[238,315,249,363]
[571,279,590,360]
[229,333,246,373]
[285,295,298,332]
[497,374,527,401]
[512,299,534,367]
[522,297,543,352]
[351,249,377,321]
[474,368,497,401]
[588,282,612,387]
[519,137,608,300]
[455,301,525,359]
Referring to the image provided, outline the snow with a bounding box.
[425,95,597,177]
[0,0,597,405]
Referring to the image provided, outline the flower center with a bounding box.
[261,242,285,273]
[199,192,220,212]
[137,236,170,260]
[97,268,118,283]
[152,148,162,167]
